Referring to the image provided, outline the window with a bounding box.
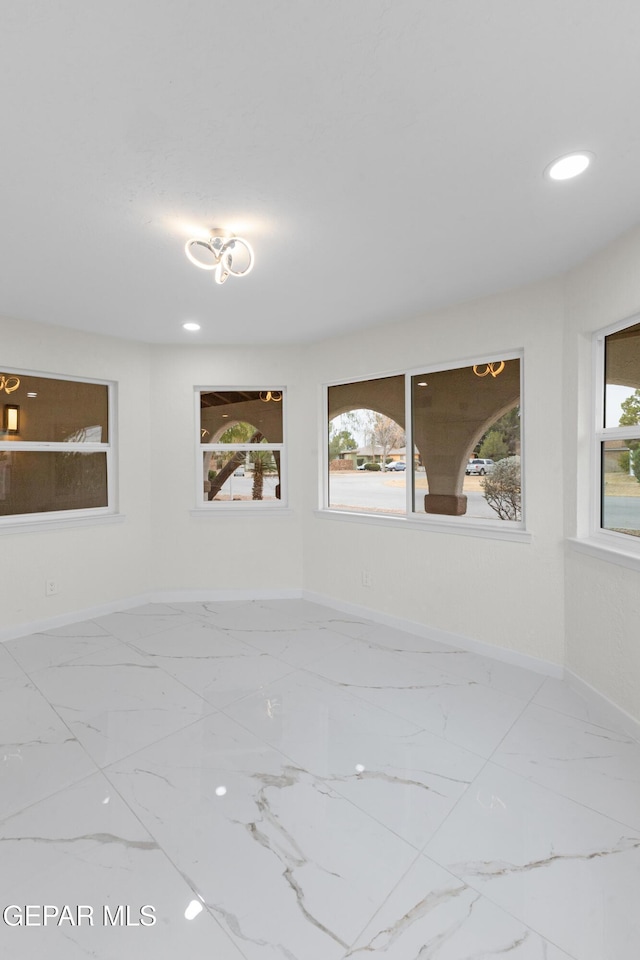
[0,370,114,523]
[326,356,522,529]
[597,318,640,540]
[197,389,286,507]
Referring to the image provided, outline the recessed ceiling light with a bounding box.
[545,152,594,181]
[27,392,38,398]
[182,322,201,332]
[417,381,428,387]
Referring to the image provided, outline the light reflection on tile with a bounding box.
[0,680,98,820]
[106,712,419,959]
[26,645,213,767]
[425,763,640,960]
[0,773,246,959]
[6,623,121,673]
[493,702,640,829]
[224,670,485,849]
[2,599,637,958]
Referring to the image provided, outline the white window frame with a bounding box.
[0,367,118,532]
[319,352,529,543]
[193,386,288,512]
[584,314,640,564]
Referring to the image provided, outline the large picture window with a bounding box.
[326,357,522,529]
[197,389,286,507]
[0,370,114,522]
[597,319,640,540]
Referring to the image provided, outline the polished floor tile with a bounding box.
[1,598,637,959]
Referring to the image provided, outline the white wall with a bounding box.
[563,225,640,722]
[302,279,567,668]
[147,344,305,594]
[0,315,152,631]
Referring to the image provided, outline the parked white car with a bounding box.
[465,458,496,476]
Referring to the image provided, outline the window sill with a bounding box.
[566,535,640,573]
[314,509,532,543]
[190,506,293,518]
[0,512,125,535]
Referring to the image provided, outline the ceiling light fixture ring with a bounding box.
[185,230,254,285]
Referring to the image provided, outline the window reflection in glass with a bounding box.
[327,376,405,514]
[601,439,640,537]
[411,361,521,522]
[200,391,283,444]
[0,374,108,443]
[604,322,640,429]
[202,449,280,502]
[0,451,108,515]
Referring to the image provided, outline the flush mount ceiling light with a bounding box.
[185,228,254,285]
[473,362,505,378]
[0,374,20,394]
[545,152,594,181]
[182,322,201,332]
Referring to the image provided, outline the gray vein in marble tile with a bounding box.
[132,650,261,661]
[585,730,635,744]
[329,770,450,798]
[52,661,159,670]
[283,863,349,949]
[131,767,176,788]
[451,835,640,879]
[207,902,271,947]
[344,883,469,955]
[308,674,473,692]
[1,832,159,851]
[235,767,349,950]
[1,736,75,748]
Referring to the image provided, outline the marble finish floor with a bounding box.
[1,599,639,959]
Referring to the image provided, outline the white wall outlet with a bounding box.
[361,570,372,587]
[45,579,58,597]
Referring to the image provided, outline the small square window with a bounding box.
[197,389,286,507]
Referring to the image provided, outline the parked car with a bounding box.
[386,461,406,471]
[233,465,245,476]
[465,458,495,476]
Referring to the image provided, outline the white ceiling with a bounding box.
[2,1,640,345]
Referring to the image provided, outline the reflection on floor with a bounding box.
[1,599,638,959]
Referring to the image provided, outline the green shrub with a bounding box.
[364,461,381,471]
[482,455,521,521]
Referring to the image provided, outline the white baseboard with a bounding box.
[0,588,303,643]
[303,589,564,678]
[145,588,304,604]
[0,593,154,643]
[564,668,640,742]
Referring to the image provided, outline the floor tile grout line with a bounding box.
[417,849,581,960]
[91,763,253,960]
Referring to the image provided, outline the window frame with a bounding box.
[193,385,288,512]
[590,314,640,556]
[0,366,118,530]
[320,351,529,542]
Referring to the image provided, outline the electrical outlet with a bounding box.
[45,579,58,597]
[361,570,372,587]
